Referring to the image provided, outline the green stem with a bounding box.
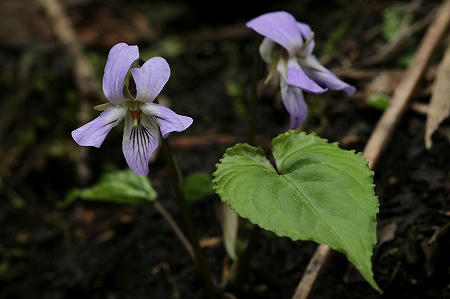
[160,136,218,297]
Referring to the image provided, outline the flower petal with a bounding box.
[259,38,276,64]
[71,107,126,148]
[141,103,193,138]
[280,77,308,129]
[280,59,327,94]
[297,22,315,54]
[131,57,170,103]
[302,55,356,94]
[247,11,303,54]
[102,43,139,105]
[122,113,159,176]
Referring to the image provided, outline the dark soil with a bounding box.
[0,0,448,298]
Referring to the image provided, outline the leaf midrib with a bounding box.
[279,173,346,250]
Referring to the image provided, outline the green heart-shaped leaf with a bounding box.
[213,131,380,291]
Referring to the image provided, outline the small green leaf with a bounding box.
[183,172,214,201]
[226,81,246,118]
[213,131,380,291]
[368,93,390,111]
[71,170,156,204]
[383,5,406,41]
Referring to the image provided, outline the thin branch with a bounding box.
[362,0,434,67]
[184,23,251,42]
[37,0,102,100]
[292,1,450,298]
[161,136,219,296]
[37,0,104,183]
[154,201,195,262]
[364,0,450,169]
[292,244,331,299]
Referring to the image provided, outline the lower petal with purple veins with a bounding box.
[141,103,193,138]
[122,113,159,176]
[280,78,308,129]
[302,55,356,95]
[71,107,126,148]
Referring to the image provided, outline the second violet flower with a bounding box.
[72,43,192,176]
[247,11,356,128]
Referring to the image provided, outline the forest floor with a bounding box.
[0,0,449,298]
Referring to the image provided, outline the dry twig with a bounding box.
[425,40,450,149]
[37,0,102,100]
[154,201,195,262]
[292,1,450,298]
[364,0,450,169]
[362,0,434,66]
[38,0,104,183]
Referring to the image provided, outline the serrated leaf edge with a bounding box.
[212,131,381,291]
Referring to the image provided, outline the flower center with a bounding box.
[130,110,141,127]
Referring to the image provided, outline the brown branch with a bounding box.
[37,0,102,100]
[154,201,195,262]
[411,102,429,115]
[364,0,450,169]
[38,0,104,183]
[361,0,434,67]
[292,244,332,299]
[292,1,450,298]
[425,40,450,149]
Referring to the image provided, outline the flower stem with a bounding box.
[160,136,218,296]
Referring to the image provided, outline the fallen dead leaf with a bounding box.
[378,221,398,246]
[16,231,30,244]
[340,133,361,147]
[95,230,115,243]
[119,214,135,224]
[425,42,450,149]
[437,210,450,217]
[199,236,222,248]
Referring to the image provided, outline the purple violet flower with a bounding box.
[71,43,193,176]
[246,11,356,128]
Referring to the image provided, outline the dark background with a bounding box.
[0,0,449,298]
